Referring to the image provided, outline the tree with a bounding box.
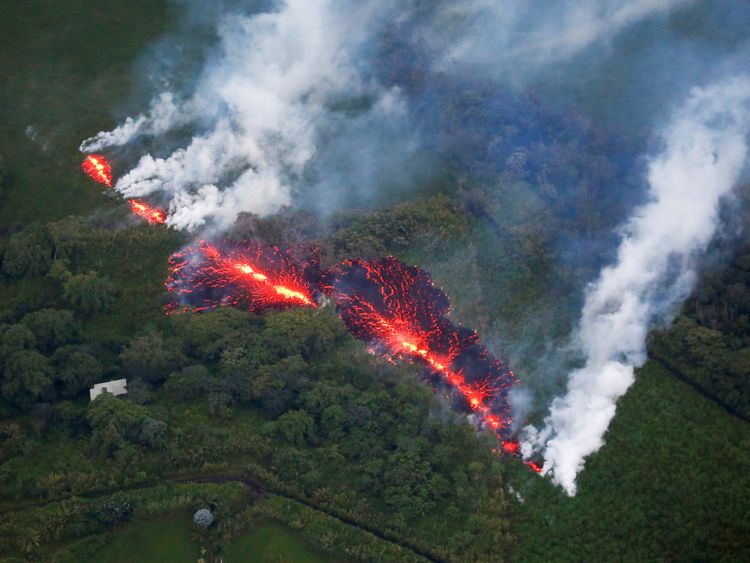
[2,223,52,278]
[29,402,54,434]
[120,333,186,384]
[86,394,166,456]
[1,350,54,408]
[139,417,167,449]
[54,400,87,436]
[172,307,263,362]
[275,410,317,446]
[21,309,78,353]
[262,309,342,359]
[16,527,40,555]
[51,346,103,398]
[47,216,85,260]
[63,272,115,316]
[0,323,35,365]
[125,378,154,405]
[254,356,311,417]
[164,365,210,401]
[47,259,72,282]
[207,392,234,419]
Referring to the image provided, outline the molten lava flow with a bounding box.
[526,460,543,474]
[129,199,167,224]
[82,155,112,187]
[166,241,318,313]
[322,257,517,440]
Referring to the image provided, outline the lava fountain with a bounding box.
[81,155,112,187]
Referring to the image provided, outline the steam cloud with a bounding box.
[421,0,692,79]
[81,0,404,230]
[80,0,689,230]
[523,76,750,495]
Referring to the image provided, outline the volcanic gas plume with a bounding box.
[165,240,319,314]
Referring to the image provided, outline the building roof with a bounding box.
[89,378,128,401]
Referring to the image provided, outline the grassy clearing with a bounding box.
[52,513,197,563]
[224,523,330,563]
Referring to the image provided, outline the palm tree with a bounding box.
[17,527,40,554]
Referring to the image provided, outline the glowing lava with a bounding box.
[166,241,318,313]
[321,257,517,439]
[129,200,167,224]
[82,155,112,187]
[526,460,543,473]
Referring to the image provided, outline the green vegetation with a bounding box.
[53,515,198,563]
[224,524,328,563]
[650,218,750,418]
[1,188,747,561]
[510,362,750,561]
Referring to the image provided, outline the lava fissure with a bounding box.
[129,199,167,225]
[321,257,518,440]
[82,155,168,224]
[166,241,318,313]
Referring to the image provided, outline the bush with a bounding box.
[94,493,134,527]
[120,334,186,384]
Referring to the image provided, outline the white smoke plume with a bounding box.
[80,0,401,231]
[523,76,750,496]
[81,92,182,151]
[80,0,692,231]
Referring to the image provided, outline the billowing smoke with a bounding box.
[523,76,750,495]
[81,0,406,230]
[80,0,690,231]
[412,0,692,80]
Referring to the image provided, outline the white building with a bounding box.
[89,379,128,401]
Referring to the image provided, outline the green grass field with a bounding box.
[53,520,333,563]
[224,524,331,563]
[52,514,197,563]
